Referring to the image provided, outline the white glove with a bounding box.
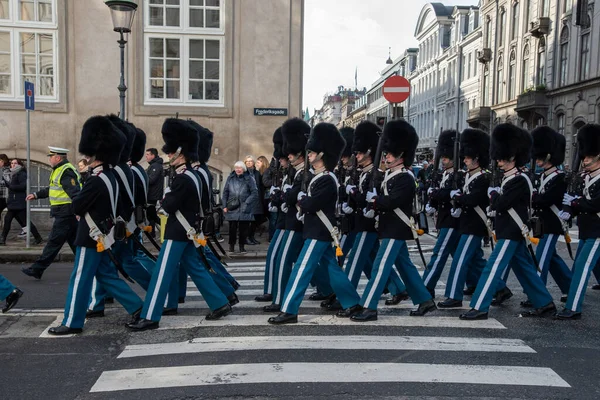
[427,187,435,195]
[164,187,172,195]
[342,202,354,214]
[563,193,580,206]
[450,189,462,199]
[366,189,377,203]
[297,191,307,202]
[487,187,500,197]
[295,211,305,222]
[451,208,462,218]
[283,184,293,193]
[268,202,278,213]
[425,204,436,215]
[345,185,357,195]
[281,203,289,213]
[363,207,375,219]
[269,186,279,195]
[559,210,571,221]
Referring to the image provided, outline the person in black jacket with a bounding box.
[0,154,9,217]
[439,129,490,308]
[268,123,360,325]
[460,124,555,320]
[244,155,264,245]
[0,159,43,245]
[48,116,144,335]
[145,148,164,237]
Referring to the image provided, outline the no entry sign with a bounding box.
[382,75,411,103]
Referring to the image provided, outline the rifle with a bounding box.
[336,158,351,234]
[487,159,501,247]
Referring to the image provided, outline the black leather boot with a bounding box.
[520,302,556,318]
[319,294,337,308]
[228,293,239,306]
[126,318,159,331]
[437,298,462,308]
[410,299,437,316]
[350,308,378,322]
[85,309,105,318]
[254,293,273,302]
[2,288,23,313]
[459,308,488,320]
[385,291,410,305]
[268,312,298,324]
[336,304,362,318]
[463,286,476,296]
[263,303,281,312]
[206,303,232,320]
[491,287,513,306]
[48,325,83,335]
[553,308,582,320]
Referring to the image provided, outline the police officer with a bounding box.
[22,147,81,279]
[351,120,436,322]
[438,129,490,308]
[48,116,144,335]
[556,124,600,320]
[268,123,360,324]
[460,124,556,320]
[127,118,232,332]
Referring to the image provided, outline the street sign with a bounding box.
[382,75,410,104]
[24,81,35,111]
[254,108,288,116]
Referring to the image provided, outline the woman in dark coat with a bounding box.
[222,161,258,254]
[244,155,264,245]
[0,159,43,245]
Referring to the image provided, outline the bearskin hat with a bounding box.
[339,127,355,158]
[577,124,600,158]
[490,123,532,167]
[531,126,566,166]
[79,115,126,166]
[436,130,457,159]
[460,129,490,169]
[306,122,346,171]
[381,119,419,167]
[161,118,200,162]
[273,127,285,160]
[281,118,310,156]
[187,120,213,163]
[352,120,380,155]
[106,115,135,164]
[130,127,147,164]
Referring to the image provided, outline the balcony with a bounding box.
[477,48,492,63]
[515,90,549,124]
[466,107,491,131]
[529,17,551,38]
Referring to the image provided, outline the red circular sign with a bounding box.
[382,75,411,103]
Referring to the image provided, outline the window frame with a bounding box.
[511,1,519,41]
[558,27,569,87]
[497,56,504,103]
[498,9,506,47]
[508,51,516,100]
[579,30,590,81]
[521,45,530,92]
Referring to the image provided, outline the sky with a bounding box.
[302,0,480,115]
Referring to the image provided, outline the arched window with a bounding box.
[557,113,566,135]
[483,64,490,105]
[497,56,504,103]
[558,27,569,87]
[511,1,520,41]
[579,15,591,80]
[499,8,506,47]
[536,37,546,86]
[522,45,531,92]
[508,50,516,99]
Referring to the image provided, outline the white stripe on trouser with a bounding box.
[89,277,98,310]
[449,235,474,299]
[147,240,173,318]
[571,239,600,310]
[424,228,454,286]
[275,232,297,304]
[537,234,554,277]
[364,240,395,308]
[282,240,317,312]
[66,247,87,327]
[346,232,367,280]
[474,241,510,310]
[267,232,284,293]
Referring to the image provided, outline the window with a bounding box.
[511,1,519,41]
[558,28,568,86]
[497,56,504,103]
[557,113,565,136]
[579,32,590,80]
[524,0,531,24]
[467,53,472,78]
[499,9,506,47]
[28,160,52,209]
[562,0,572,14]
[536,39,545,86]
[144,0,225,106]
[521,46,530,91]
[0,0,57,101]
[508,51,516,99]
[483,64,489,105]
[541,0,549,17]
[485,18,492,47]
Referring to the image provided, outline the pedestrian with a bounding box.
[21,147,81,279]
[78,158,89,182]
[222,161,258,254]
[0,154,9,217]
[0,159,43,245]
[244,155,264,245]
[145,147,164,237]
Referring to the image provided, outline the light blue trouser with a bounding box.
[205,246,238,287]
[63,246,143,329]
[565,238,600,313]
[444,234,485,301]
[470,240,553,312]
[0,274,16,300]
[178,247,236,302]
[360,239,432,310]
[340,231,357,267]
[344,231,407,294]
[281,239,360,315]
[308,232,357,296]
[142,240,229,322]
[272,230,304,305]
[535,233,573,294]
[263,229,285,295]
[422,227,460,291]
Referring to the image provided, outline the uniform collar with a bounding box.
[313,166,326,175]
[361,163,374,173]
[91,164,104,176]
[175,164,187,174]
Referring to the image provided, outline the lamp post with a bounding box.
[105,0,138,120]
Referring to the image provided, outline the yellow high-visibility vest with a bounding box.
[49,162,80,206]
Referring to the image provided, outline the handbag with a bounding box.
[226,197,241,210]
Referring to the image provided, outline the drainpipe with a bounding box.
[489,0,500,131]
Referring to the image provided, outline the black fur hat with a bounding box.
[130,127,147,164]
[531,126,566,166]
[490,123,532,168]
[339,127,355,158]
[460,129,490,169]
[273,127,285,160]
[79,115,126,166]
[281,118,310,156]
[381,119,419,167]
[161,118,200,162]
[577,124,600,158]
[306,122,346,171]
[436,130,457,159]
[352,121,380,155]
[187,120,213,163]
[106,115,135,164]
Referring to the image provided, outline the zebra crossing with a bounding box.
[87,259,572,396]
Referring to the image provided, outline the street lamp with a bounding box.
[105,0,138,120]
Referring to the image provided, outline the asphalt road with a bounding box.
[1,234,600,400]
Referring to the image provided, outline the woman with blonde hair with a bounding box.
[244,155,264,244]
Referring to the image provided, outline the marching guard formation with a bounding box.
[2,115,600,333]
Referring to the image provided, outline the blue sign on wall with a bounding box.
[24,81,35,111]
